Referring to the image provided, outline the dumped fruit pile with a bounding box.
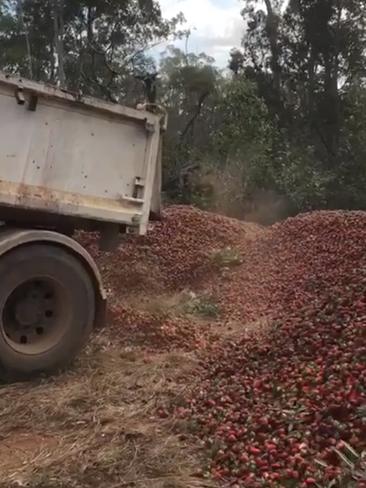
[107,305,214,351]
[79,206,261,350]
[182,211,366,486]
[81,207,365,483]
[81,205,260,301]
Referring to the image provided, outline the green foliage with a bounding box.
[159,46,220,202]
[215,78,272,158]
[0,1,28,73]
[231,0,366,215]
[183,293,220,319]
[213,77,274,189]
[0,0,183,101]
[210,248,242,268]
[333,85,366,209]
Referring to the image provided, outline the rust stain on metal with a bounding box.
[0,180,142,216]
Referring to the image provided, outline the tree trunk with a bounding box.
[53,0,66,88]
[17,0,33,78]
[87,6,95,44]
[180,92,209,141]
[263,0,281,93]
[322,0,341,167]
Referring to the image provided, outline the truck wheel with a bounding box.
[0,244,95,380]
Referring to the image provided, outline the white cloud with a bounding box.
[158,0,243,66]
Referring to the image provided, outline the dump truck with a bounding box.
[0,72,164,379]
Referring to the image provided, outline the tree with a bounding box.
[239,0,366,210]
[240,0,284,114]
[228,48,245,76]
[0,0,183,103]
[159,46,220,201]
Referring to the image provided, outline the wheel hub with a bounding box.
[1,278,63,353]
[15,297,43,326]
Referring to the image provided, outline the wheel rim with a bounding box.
[1,277,69,355]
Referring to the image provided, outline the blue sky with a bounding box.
[158,0,244,67]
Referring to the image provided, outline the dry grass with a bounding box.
[124,290,220,321]
[0,335,215,488]
[123,292,186,317]
[209,247,243,269]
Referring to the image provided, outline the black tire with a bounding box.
[0,244,95,380]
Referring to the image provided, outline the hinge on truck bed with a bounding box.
[133,177,145,199]
[145,120,156,133]
[15,87,25,105]
[14,87,38,111]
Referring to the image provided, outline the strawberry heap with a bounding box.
[81,205,260,302]
[107,305,214,351]
[79,206,261,350]
[185,211,366,486]
[80,207,366,484]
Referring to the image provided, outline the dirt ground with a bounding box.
[0,329,215,488]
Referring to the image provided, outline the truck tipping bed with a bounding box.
[0,72,163,235]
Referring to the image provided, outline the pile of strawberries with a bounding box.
[81,207,366,484]
[79,206,260,350]
[183,211,366,486]
[107,304,214,351]
[81,205,260,302]
[136,205,259,291]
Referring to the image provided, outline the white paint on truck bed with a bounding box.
[0,72,162,233]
